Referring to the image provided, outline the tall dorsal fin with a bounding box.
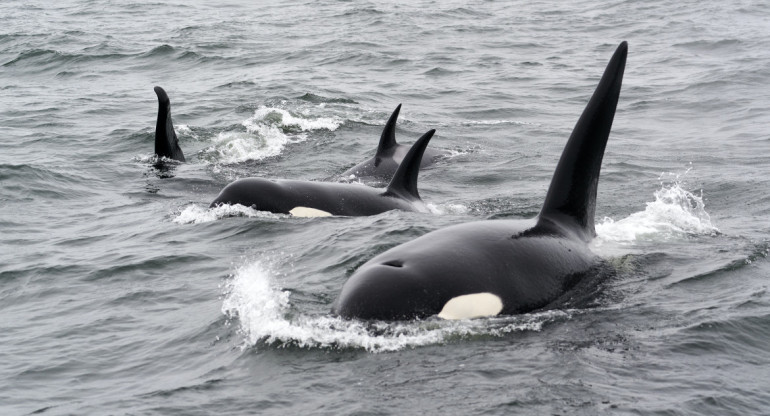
[385,129,436,201]
[539,41,627,240]
[154,86,185,162]
[375,104,401,156]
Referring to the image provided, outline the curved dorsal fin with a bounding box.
[385,129,436,201]
[154,86,185,162]
[538,41,627,240]
[375,104,402,156]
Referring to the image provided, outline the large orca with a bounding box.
[332,42,628,320]
[153,86,185,162]
[210,129,436,217]
[341,105,446,182]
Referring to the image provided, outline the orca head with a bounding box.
[333,258,507,320]
[332,258,441,320]
[209,178,288,213]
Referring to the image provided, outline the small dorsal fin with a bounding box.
[154,86,185,162]
[375,104,402,157]
[539,41,627,240]
[385,129,436,201]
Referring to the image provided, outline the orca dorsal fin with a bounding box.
[154,86,185,162]
[385,129,436,201]
[375,104,402,157]
[538,41,627,240]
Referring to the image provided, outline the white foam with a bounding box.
[135,153,157,164]
[252,106,342,132]
[221,259,567,353]
[427,203,469,215]
[444,148,470,158]
[594,180,719,246]
[202,125,292,165]
[175,124,193,135]
[173,203,280,224]
[201,106,342,164]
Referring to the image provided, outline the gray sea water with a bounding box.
[2,0,769,414]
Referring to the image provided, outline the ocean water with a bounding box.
[2,0,769,414]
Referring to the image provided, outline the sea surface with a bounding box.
[2,0,769,414]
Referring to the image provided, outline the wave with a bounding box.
[458,119,536,127]
[672,39,743,51]
[2,49,81,68]
[0,163,96,200]
[3,44,213,75]
[297,93,357,104]
[138,44,211,63]
[669,311,770,364]
[666,241,770,288]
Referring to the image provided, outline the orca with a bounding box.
[341,104,446,182]
[332,42,628,320]
[153,86,185,162]
[210,129,437,217]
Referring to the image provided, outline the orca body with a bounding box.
[210,130,436,217]
[333,42,628,320]
[154,86,185,162]
[341,105,446,182]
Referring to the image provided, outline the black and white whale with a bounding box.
[153,86,185,162]
[332,42,628,320]
[341,104,447,182]
[210,129,437,217]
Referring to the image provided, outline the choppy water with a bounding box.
[2,0,770,414]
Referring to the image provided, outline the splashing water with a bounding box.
[200,106,342,165]
[173,203,282,224]
[427,203,469,215]
[173,201,468,225]
[217,176,719,351]
[221,260,568,353]
[252,107,342,132]
[175,124,194,136]
[595,178,719,245]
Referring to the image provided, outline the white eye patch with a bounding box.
[437,292,503,320]
[289,207,332,217]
